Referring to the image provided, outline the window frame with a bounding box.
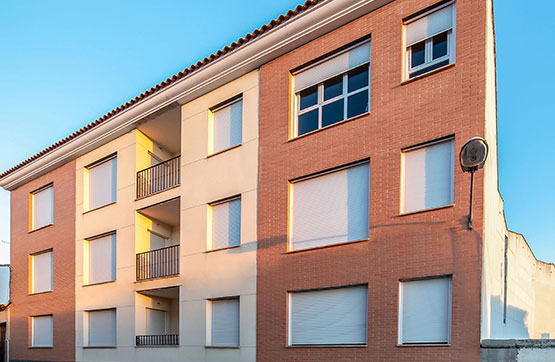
[207,195,242,252]
[398,275,452,345]
[84,231,117,286]
[85,308,117,347]
[206,296,240,348]
[403,1,456,80]
[85,153,117,212]
[30,183,54,231]
[291,40,371,138]
[30,249,53,294]
[209,95,243,156]
[31,314,54,348]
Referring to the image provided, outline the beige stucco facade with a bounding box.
[74,70,258,362]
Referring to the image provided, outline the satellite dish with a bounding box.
[459,137,488,172]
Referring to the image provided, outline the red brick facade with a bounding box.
[10,161,76,362]
[257,0,487,361]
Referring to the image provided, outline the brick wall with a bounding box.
[257,0,488,361]
[10,160,76,362]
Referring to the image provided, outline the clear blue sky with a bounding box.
[0,0,553,264]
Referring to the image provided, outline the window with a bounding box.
[211,96,243,154]
[208,297,240,347]
[401,138,454,214]
[86,233,116,285]
[208,196,241,251]
[399,277,452,344]
[30,184,53,230]
[292,41,371,137]
[31,315,53,347]
[404,2,456,79]
[289,285,367,346]
[289,162,369,251]
[31,250,52,294]
[86,154,117,210]
[86,309,116,347]
[146,308,166,335]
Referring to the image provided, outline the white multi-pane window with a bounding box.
[289,285,368,346]
[399,277,452,344]
[292,41,371,137]
[401,138,454,214]
[404,2,456,79]
[208,297,240,347]
[87,309,117,347]
[289,162,369,251]
[31,184,53,230]
[31,250,52,294]
[209,196,241,251]
[32,315,53,347]
[86,154,117,210]
[211,97,243,154]
[86,233,116,285]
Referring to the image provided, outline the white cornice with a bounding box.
[0,0,393,191]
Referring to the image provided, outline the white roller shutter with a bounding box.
[294,42,370,92]
[405,4,455,46]
[211,298,240,346]
[88,234,116,284]
[213,99,243,153]
[88,309,116,346]
[88,156,116,210]
[32,186,53,229]
[211,198,241,250]
[32,315,53,347]
[402,139,454,213]
[290,286,368,345]
[290,162,369,251]
[146,308,166,335]
[400,277,451,343]
[32,251,52,293]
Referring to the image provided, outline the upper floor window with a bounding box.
[211,96,243,154]
[85,232,116,285]
[404,2,456,79]
[30,184,53,230]
[86,154,117,211]
[31,249,53,294]
[401,138,454,214]
[292,41,371,137]
[208,196,241,251]
[289,161,369,251]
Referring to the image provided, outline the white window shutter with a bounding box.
[290,286,367,345]
[32,251,52,293]
[213,100,243,153]
[149,231,167,250]
[400,277,451,343]
[146,308,166,335]
[211,198,241,250]
[89,157,116,210]
[211,298,240,346]
[290,163,369,251]
[32,315,53,347]
[88,309,116,346]
[294,42,370,92]
[88,234,116,284]
[402,140,454,213]
[33,186,53,229]
[405,5,454,46]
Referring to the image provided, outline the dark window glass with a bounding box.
[348,64,369,92]
[410,41,426,68]
[299,85,318,110]
[322,99,344,128]
[298,109,319,136]
[347,90,369,118]
[324,75,343,101]
[409,59,450,78]
[432,32,448,59]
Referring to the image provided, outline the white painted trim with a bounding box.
[0,0,393,191]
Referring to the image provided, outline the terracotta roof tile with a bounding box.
[0,0,319,179]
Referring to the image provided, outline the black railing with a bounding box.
[136,334,179,346]
[137,156,180,199]
[136,245,180,281]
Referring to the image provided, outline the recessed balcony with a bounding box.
[136,156,180,199]
[136,287,179,347]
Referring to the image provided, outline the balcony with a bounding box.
[136,334,179,346]
[136,156,180,199]
[136,286,179,347]
[136,245,179,281]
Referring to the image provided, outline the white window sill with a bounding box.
[398,203,455,217]
[397,343,451,347]
[28,223,54,234]
[401,62,455,85]
[83,201,117,214]
[205,345,240,349]
[287,344,367,348]
[207,143,242,158]
[288,112,370,142]
[286,238,369,254]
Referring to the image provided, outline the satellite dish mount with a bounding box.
[459,137,488,230]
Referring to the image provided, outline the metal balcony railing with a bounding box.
[136,334,179,346]
[137,156,180,199]
[136,245,180,281]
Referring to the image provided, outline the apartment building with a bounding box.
[0,1,553,362]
